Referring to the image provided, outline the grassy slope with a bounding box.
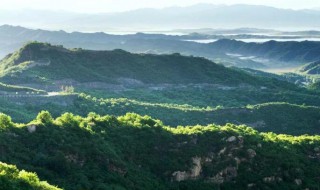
[1,112,320,190]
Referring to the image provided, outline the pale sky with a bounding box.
[1,0,320,13]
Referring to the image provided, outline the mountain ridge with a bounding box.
[2,25,320,69]
[1,4,320,31]
[0,42,263,86]
[299,60,320,74]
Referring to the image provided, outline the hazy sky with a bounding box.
[1,0,320,13]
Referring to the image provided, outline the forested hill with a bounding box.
[299,60,320,75]
[0,42,269,85]
[208,39,320,64]
[1,111,320,190]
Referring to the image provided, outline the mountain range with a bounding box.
[1,4,320,32]
[1,25,320,70]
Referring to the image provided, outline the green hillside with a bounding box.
[299,60,320,75]
[209,39,320,66]
[0,91,320,135]
[1,112,320,190]
[0,42,258,85]
[0,161,61,190]
[0,42,320,137]
[74,97,320,135]
[309,81,320,91]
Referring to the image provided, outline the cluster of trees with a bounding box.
[60,86,74,94]
[0,111,320,189]
[0,162,61,190]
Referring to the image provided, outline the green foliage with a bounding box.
[0,112,320,190]
[0,162,61,190]
[1,90,320,135]
[36,111,54,125]
[309,81,320,91]
[1,42,320,137]
[60,86,74,94]
[0,42,278,86]
[0,113,13,130]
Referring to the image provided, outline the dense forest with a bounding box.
[1,111,320,190]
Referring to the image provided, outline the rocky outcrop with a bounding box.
[209,166,238,184]
[263,176,275,183]
[172,157,202,181]
[226,136,237,142]
[295,179,302,186]
[172,171,189,182]
[27,125,36,133]
[190,157,202,178]
[247,183,256,188]
[219,147,227,156]
[247,149,257,158]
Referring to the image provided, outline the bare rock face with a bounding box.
[172,171,189,182]
[27,125,37,133]
[263,176,275,183]
[234,157,241,168]
[210,174,224,184]
[219,147,227,156]
[238,136,244,144]
[226,136,237,143]
[204,152,215,163]
[205,157,212,163]
[210,166,238,184]
[172,157,202,181]
[224,167,237,181]
[247,183,256,188]
[276,177,283,182]
[247,149,257,158]
[295,179,302,186]
[190,157,202,178]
